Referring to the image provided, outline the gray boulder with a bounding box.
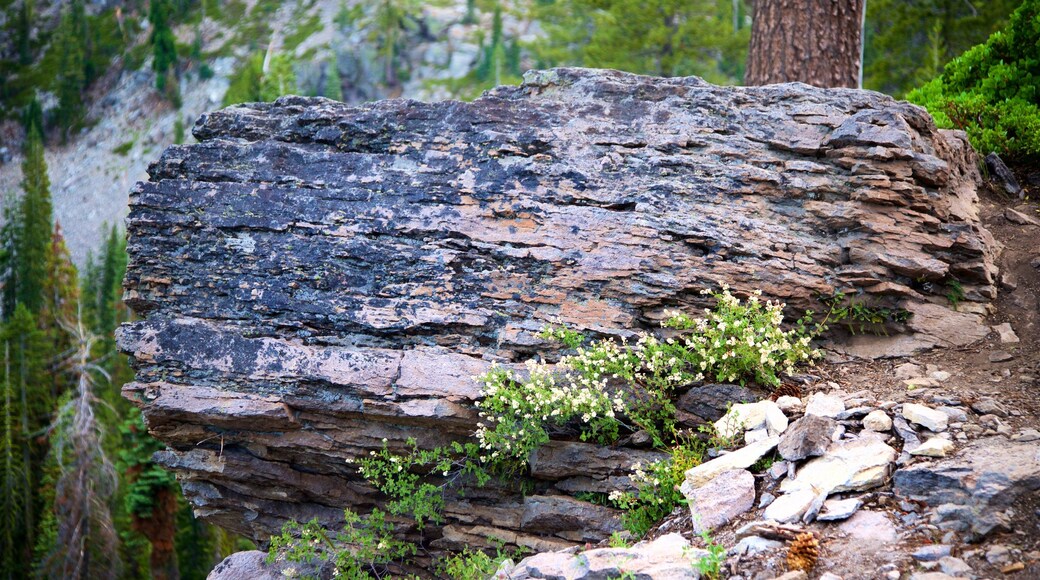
[893,436,1040,541]
[778,414,840,461]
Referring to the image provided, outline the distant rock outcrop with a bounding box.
[119,68,997,547]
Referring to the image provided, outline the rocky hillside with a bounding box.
[117,68,1040,579]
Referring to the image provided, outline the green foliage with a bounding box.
[174,117,186,144]
[16,0,33,65]
[608,435,704,537]
[537,321,585,350]
[112,140,135,156]
[118,409,177,518]
[534,0,749,84]
[12,125,53,315]
[906,0,1040,161]
[691,528,725,580]
[864,0,1020,97]
[354,437,492,528]
[817,291,912,335]
[438,542,517,580]
[284,13,324,51]
[267,509,416,579]
[945,279,965,310]
[324,60,343,101]
[151,0,179,92]
[259,52,298,102]
[223,52,265,105]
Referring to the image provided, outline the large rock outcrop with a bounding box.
[119,68,998,548]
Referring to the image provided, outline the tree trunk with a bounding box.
[745,0,865,88]
[133,487,180,580]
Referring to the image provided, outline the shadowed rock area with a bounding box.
[118,68,998,548]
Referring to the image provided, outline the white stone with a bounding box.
[903,403,949,432]
[728,535,782,557]
[930,370,952,382]
[713,401,788,439]
[895,363,924,380]
[863,410,893,432]
[775,395,802,413]
[910,437,955,458]
[684,469,756,533]
[781,434,897,494]
[938,556,973,577]
[744,427,770,444]
[992,322,1020,344]
[682,436,780,489]
[819,573,844,580]
[762,489,816,523]
[805,392,845,418]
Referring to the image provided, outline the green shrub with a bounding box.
[907,0,1040,161]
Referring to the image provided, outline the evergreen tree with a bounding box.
[534,0,749,84]
[864,0,1019,96]
[1,304,50,575]
[324,60,343,101]
[0,345,27,580]
[23,98,44,145]
[259,53,297,102]
[223,52,265,106]
[15,125,53,315]
[55,5,86,140]
[17,0,33,66]
[151,0,179,92]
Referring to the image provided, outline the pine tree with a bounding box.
[324,60,343,101]
[534,0,749,83]
[16,125,53,315]
[1,304,50,574]
[0,194,18,321]
[17,0,33,66]
[151,0,179,92]
[259,53,297,102]
[22,98,44,145]
[55,5,86,140]
[0,344,27,580]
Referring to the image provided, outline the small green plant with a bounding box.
[112,140,134,155]
[608,531,631,549]
[537,321,586,349]
[945,279,965,310]
[438,541,518,580]
[818,291,912,335]
[353,438,490,529]
[608,434,705,537]
[750,450,781,473]
[691,528,726,580]
[266,508,415,579]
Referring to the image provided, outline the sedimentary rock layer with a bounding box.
[119,68,997,546]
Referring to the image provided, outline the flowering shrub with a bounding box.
[475,286,819,462]
[657,286,818,387]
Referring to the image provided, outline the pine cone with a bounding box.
[786,532,820,572]
[769,383,802,401]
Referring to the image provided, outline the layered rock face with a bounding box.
[119,68,997,547]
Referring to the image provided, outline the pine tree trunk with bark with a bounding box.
[745,0,865,88]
